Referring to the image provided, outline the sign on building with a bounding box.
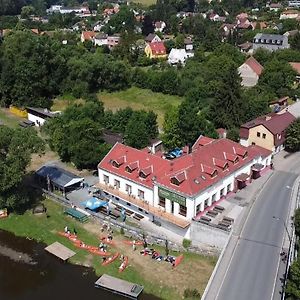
[158,187,186,206]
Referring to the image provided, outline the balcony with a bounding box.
[96,183,190,228]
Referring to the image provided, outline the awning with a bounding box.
[81,197,108,211]
[252,163,264,172]
[236,173,249,182]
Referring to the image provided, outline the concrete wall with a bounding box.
[238,64,259,87]
[190,221,229,249]
[247,124,274,151]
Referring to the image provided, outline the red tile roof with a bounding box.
[82,31,95,41]
[149,42,166,55]
[289,62,300,75]
[244,56,264,76]
[98,137,271,197]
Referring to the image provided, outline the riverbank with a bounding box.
[0,199,216,299]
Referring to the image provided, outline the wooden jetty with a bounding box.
[45,242,76,261]
[95,274,144,299]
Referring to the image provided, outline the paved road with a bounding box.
[215,170,297,300]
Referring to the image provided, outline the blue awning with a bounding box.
[81,197,108,211]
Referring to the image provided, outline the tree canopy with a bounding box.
[286,118,300,152]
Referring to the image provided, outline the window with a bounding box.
[204,198,209,207]
[126,202,131,206]
[196,204,201,213]
[227,184,231,193]
[114,179,120,189]
[125,184,132,194]
[252,142,256,145]
[179,204,187,217]
[262,133,266,139]
[138,189,145,200]
[103,175,109,184]
[212,193,216,202]
[257,132,261,137]
[159,197,165,208]
[125,166,132,173]
[112,161,119,168]
[220,188,225,197]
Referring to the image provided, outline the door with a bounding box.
[171,201,174,214]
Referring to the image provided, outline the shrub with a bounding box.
[182,238,191,249]
[120,227,125,235]
[184,288,201,299]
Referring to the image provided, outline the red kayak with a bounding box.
[88,248,111,257]
[174,254,184,267]
[58,231,78,240]
[119,256,128,272]
[123,240,143,246]
[102,252,119,266]
[100,236,116,246]
[72,240,98,251]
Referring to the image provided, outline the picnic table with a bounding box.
[64,208,89,223]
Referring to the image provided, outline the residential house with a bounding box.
[93,20,109,32]
[81,31,95,43]
[27,107,59,127]
[94,33,108,46]
[220,23,236,41]
[289,62,300,81]
[280,10,300,19]
[238,56,264,87]
[238,42,253,53]
[97,136,271,224]
[168,49,193,65]
[289,0,300,7]
[217,128,227,139]
[107,35,121,49]
[145,33,161,43]
[268,3,283,11]
[269,96,289,112]
[252,33,290,51]
[46,5,90,17]
[145,42,167,59]
[184,37,194,53]
[239,112,296,153]
[209,13,226,22]
[284,29,299,37]
[154,21,166,32]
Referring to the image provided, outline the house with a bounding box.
[220,23,236,40]
[284,29,299,37]
[46,5,90,17]
[168,49,193,65]
[268,3,283,11]
[27,107,58,127]
[252,33,290,51]
[94,33,108,46]
[145,42,167,59]
[238,56,264,87]
[239,112,296,153]
[184,37,193,53]
[209,13,226,22]
[238,42,253,53]
[154,21,166,32]
[217,128,227,139]
[93,20,108,32]
[107,35,120,49]
[289,0,300,7]
[145,33,161,43]
[97,136,272,224]
[269,96,289,112]
[280,10,300,19]
[81,31,95,42]
[289,62,300,81]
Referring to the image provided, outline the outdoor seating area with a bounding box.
[64,208,89,223]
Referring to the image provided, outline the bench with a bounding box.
[218,221,231,228]
[213,205,225,213]
[217,223,231,232]
[223,216,234,223]
[199,219,211,225]
[206,210,218,217]
[133,213,144,221]
[200,216,211,222]
[64,208,89,223]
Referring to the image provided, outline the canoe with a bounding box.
[88,248,111,257]
[57,231,77,240]
[123,240,143,246]
[119,256,128,272]
[100,236,116,246]
[174,254,184,267]
[102,252,119,266]
[72,240,98,251]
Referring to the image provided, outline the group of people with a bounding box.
[139,247,176,266]
[64,225,77,236]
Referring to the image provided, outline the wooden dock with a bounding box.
[45,242,76,261]
[95,274,144,299]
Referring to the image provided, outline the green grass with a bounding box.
[0,108,23,128]
[131,0,156,6]
[0,198,216,299]
[99,87,183,127]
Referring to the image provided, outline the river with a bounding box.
[0,230,158,300]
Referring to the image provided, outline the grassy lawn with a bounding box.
[51,96,85,111]
[0,108,23,128]
[131,0,156,6]
[99,87,183,127]
[0,199,216,299]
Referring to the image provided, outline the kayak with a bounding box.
[102,252,119,266]
[58,231,77,240]
[119,256,128,272]
[174,254,184,267]
[123,240,143,246]
[88,248,111,257]
[100,236,116,246]
[72,240,98,251]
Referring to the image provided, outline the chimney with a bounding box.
[266,115,272,121]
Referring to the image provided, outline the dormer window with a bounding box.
[139,166,152,179]
[125,166,132,173]
[234,157,239,164]
[223,163,229,171]
[112,160,120,168]
[171,177,180,186]
[112,156,125,168]
[170,172,186,186]
[125,161,138,173]
[211,170,218,178]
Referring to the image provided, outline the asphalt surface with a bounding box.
[215,170,297,300]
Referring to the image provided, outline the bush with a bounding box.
[182,238,191,249]
[120,227,125,235]
[184,288,201,299]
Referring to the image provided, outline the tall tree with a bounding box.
[286,118,300,152]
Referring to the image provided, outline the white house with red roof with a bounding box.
[238,56,264,87]
[97,136,272,224]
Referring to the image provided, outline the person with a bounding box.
[64,226,68,233]
[102,256,107,263]
[108,233,113,241]
[99,242,104,251]
[132,240,136,251]
[73,228,77,235]
[120,254,124,261]
[119,261,126,270]
[143,238,147,249]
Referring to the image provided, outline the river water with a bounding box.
[0,230,158,300]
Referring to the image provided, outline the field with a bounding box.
[99,87,183,127]
[0,199,216,299]
[0,108,24,128]
[131,0,156,6]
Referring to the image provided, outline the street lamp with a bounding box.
[273,216,291,242]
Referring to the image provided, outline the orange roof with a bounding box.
[82,31,95,41]
[149,42,166,55]
[289,62,300,74]
[245,56,264,76]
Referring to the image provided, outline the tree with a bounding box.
[162,106,182,150]
[142,14,154,36]
[286,260,300,299]
[124,112,149,149]
[209,62,246,128]
[286,118,300,152]
[20,5,35,18]
[290,32,300,51]
[0,126,44,210]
